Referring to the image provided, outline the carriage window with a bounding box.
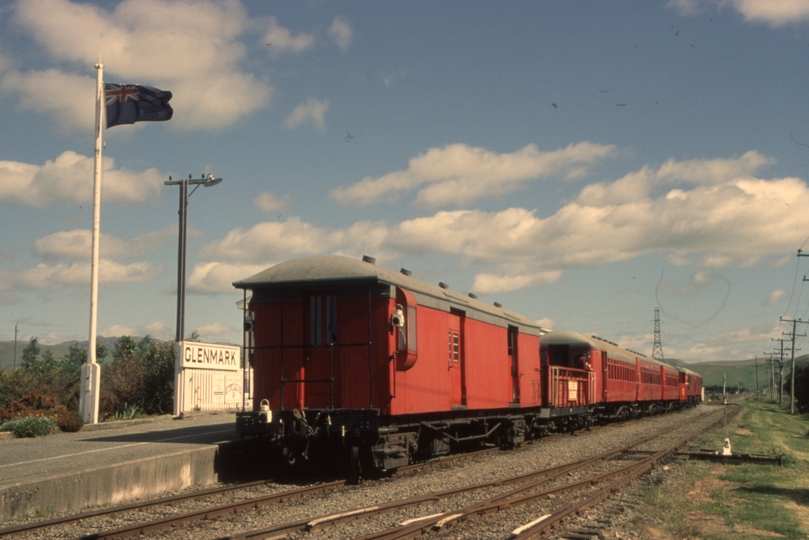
[406,305,417,352]
[448,331,460,362]
[309,294,337,346]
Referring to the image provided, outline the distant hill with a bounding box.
[659,357,689,368]
[0,336,124,370]
[682,356,809,393]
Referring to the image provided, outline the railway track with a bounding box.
[223,407,728,540]
[0,407,723,539]
[0,446,501,539]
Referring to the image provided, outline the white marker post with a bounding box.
[80,63,104,424]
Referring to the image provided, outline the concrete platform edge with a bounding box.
[0,443,224,522]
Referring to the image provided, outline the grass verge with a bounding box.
[629,402,809,539]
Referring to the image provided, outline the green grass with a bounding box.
[631,402,809,539]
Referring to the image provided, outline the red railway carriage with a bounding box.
[233,255,544,472]
[540,331,701,420]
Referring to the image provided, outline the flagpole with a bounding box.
[80,63,104,425]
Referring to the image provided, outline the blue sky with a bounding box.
[2,0,809,363]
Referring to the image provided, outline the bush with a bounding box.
[0,416,57,438]
[0,391,65,422]
[112,403,144,421]
[56,410,84,432]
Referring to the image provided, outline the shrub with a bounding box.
[0,416,57,438]
[112,403,144,421]
[0,391,65,422]
[56,410,84,432]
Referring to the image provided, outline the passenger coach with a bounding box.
[233,255,545,473]
[540,330,703,421]
[233,255,701,475]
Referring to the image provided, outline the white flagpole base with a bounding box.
[80,362,102,424]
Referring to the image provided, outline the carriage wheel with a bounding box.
[346,445,362,482]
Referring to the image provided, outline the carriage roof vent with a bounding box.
[362,255,376,265]
[400,268,412,276]
[494,302,502,308]
[438,282,449,289]
[468,293,478,299]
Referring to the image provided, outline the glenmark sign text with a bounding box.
[179,341,240,371]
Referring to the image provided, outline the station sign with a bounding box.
[178,341,240,371]
[174,341,243,414]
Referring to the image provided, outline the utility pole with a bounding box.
[13,324,18,370]
[164,174,223,343]
[772,337,789,405]
[780,316,807,415]
[763,352,774,400]
[754,355,759,399]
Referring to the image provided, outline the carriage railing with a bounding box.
[245,341,372,411]
[549,366,596,408]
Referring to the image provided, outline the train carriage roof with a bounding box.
[542,329,685,372]
[234,255,543,335]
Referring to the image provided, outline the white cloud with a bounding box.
[0,70,95,131]
[187,261,267,294]
[254,192,291,213]
[766,289,787,306]
[732,0,809,25]
[0,151,164,207]
[328,16,352,51]
[577,151,773,206]
[668,0,809,26]
[200,217,355,263]
[102,321,172,341]
[0,260,161,291]
[536,318,557,330]
[194,322,233,339]
[5,0,272,130]
[471,271,563,295]
[261,15,315,54]
[34,226,175,261]
[330,142,618,207]
[200,153,809,295]
[283,97,329,132]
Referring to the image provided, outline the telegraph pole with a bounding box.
[164,174,223,343]
[754,355,759,399]
[772,337,789,405]
[13,324,18,370]
[763,352,774,400]
[780,316,807,415]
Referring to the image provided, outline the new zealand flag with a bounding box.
[104,83,173,128]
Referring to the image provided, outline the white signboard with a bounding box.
[174,341,243,414]
[179,342,240,371]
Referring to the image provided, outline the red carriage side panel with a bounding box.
[448,309,465,407]
[389,303,453,415]
[663,366,679,401]
[462,318,510,410]
[678,370,687,401]
[605,356,637,403]
[637,361,661,402]
[588,349,605,404]
[516,332,541,407]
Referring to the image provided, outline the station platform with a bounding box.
[0,411,243,522]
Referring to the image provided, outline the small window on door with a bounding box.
[448,331,460,363]
[309,294,337,346]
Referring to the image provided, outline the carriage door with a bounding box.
[448,310,466,407]
[508,326,520,404]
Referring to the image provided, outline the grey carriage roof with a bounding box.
[233,255,542,335]
[541,329,695,374]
